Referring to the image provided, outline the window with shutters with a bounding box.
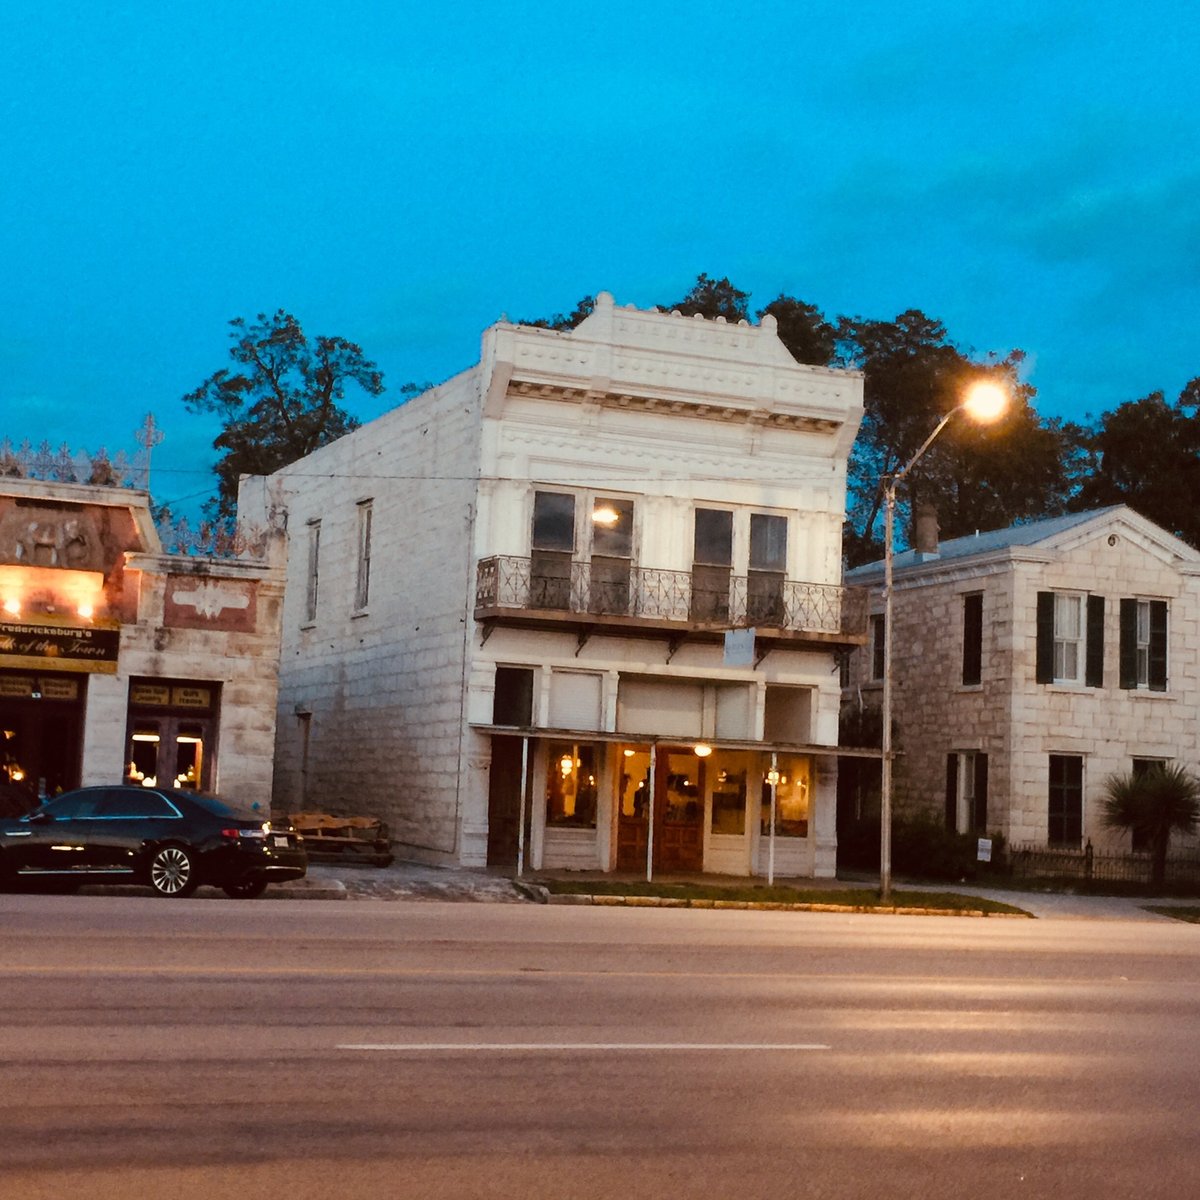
[1119,598,1168,691]
[1036,591,1104,687]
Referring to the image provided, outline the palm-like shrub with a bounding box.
[1102,763,1200,888]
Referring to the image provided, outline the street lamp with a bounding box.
[879,378,1009,903]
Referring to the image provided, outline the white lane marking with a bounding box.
[338,1042,831,1052]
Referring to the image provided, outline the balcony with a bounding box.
[474,555,868,650]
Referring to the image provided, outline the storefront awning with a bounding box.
[468,723,883,759]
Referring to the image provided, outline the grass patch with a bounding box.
[537,878,1027,915]
[1144,906,1200,923]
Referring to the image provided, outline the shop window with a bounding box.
[125,680,218,792]
[710,758,747,835]
[545,742,598,828]
[761,755,811,837]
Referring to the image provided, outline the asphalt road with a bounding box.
[1,895,1198,1199]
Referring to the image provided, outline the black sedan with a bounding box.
[0,785,307,898]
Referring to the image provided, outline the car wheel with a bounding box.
[222,878,268,899]
[149,845,198,897]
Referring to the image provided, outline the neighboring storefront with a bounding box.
[0,477,282,814]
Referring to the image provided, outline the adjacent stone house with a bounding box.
[843,506,1200,851]
[245,291,870,876]
[0,476,283,814]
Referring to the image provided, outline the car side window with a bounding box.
[98,789,179,819]
[36,791,107,820]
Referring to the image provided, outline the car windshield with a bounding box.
[182,792,238,818]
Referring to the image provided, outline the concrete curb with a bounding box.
[543,893,1032,917]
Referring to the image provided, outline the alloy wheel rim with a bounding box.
[152,848,190,893]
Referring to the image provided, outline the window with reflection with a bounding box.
[532,492,576,609]
[692,508,733,622]
[589,497,634,615]
[545,741,598,828]
[748,512,787,624]
[709,752,748,835]
[760,754,812,837]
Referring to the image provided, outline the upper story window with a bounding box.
[748,513,787,623]
[354,500,373,611]
[869,613,885,682]
[1036,591,1103,687]
[690,507,789,626]
[961,593,983,685]
[1120,598,1167,691]
[530,490,635,614]
[692,508,733,621]
[304,520,321,624]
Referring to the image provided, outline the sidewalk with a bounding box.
[271,860,1200,921]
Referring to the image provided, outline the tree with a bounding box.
[516,295,596,331]
[1103,763,1200,889]
[837,311,1073,565]
[757,294,836,366]
[1070,384,1200,546]
[184,311,384,519]
[663,273,750,323]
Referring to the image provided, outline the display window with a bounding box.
[761,754,812,837]
[124,679,219,791]
[545,741,598,828]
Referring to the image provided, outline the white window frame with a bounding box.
[1053,592,1084,684]
[354,500,373,612]
[1135,599,1151,688]
[304,519,321,625]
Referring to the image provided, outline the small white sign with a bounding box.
[977,837,993,863]
[723,628,756,668]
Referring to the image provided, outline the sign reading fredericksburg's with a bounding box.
[0,617,120,674]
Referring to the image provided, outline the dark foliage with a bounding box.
[183,310,384,520]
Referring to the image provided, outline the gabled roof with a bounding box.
[846,505,1198,582]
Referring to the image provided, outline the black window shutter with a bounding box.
[1086,594,1104,688]
[1149,600,1168,691]
[1036,592,1054,683]
[962,593,982,685]
[974,753,989,832]
[1118,598,1138,689]
[945,754,958,830]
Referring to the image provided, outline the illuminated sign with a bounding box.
[0,618,120,674]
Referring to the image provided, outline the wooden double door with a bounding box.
[616,747,705,874]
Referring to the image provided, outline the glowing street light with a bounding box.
[879,378,1010,903]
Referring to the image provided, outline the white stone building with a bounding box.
[248,292,869,877]
[843,505,1200,851]
[0,477,284,814]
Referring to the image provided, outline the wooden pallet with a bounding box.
[288,812,395,867]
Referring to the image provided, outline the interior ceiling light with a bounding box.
[694,743,713,758]
[592,504,620,526]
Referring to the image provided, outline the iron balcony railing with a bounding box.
[475,555,868,639]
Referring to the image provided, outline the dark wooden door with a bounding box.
[487,736,526,868]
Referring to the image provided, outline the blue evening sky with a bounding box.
[2,2,1198,516]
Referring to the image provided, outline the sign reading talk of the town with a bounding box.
[0,617,120,674]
